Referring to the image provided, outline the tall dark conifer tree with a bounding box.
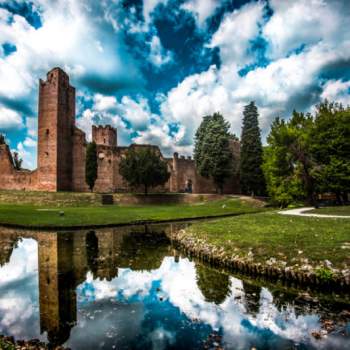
[85,141,98,191]
[240,101,265,195]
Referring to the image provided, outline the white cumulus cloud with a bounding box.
[0,106,23,130]
[181,0,219,26]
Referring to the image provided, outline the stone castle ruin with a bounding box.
[0,68,240,193]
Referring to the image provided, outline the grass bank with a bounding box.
[0,197,265,229]
[306,206,350,216]
[173,211,350,287]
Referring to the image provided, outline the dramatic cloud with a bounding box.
[181,0,219,26]
[0,0,349,168]
[209,1,265,66]
[320,79,350,106]
[0,106,23,130]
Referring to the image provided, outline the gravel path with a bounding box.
[278,207,350,218]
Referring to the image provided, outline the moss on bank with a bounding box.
[0,197,265,228]
[172,211,350,287]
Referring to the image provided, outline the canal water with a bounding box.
[0,223,349,350]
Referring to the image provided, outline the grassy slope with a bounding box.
[185,211,350,270]
[307,206,350,216]
[0,198,264,228]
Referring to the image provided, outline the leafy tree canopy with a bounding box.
[263,101,349,206]
[310,101,350,200]
[119,146,170,195]
[194,113,234,193]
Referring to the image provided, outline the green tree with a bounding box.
[194,115,212,176]
[12,152,23,170]
[85,141,98,191]
[194,112,233,193]
[0,134,5,145]
[263,112,314,206]
[240,101,265,196]
[119,147,170,195]
[310,101,350,203]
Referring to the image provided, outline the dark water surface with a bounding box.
[0,224,349,350]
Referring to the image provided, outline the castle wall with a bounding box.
[0,144,38,191]
[170,141,241,194]
[0,67,240,194]
[72,127,89,192]
[94,145,117,193]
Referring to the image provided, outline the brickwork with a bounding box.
[72,127,89,192]
[37,68,75,191]
[92,125,117,147]
[0,68,240,194]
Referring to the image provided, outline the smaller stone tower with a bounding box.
[92,125,117,147]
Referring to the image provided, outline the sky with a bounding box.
[0,0,349,169]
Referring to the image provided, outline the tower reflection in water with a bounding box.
[0,225,178,347]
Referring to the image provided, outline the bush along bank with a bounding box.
[170,228,350,292]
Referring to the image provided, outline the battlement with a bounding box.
[92,125,117,147]
[40,67,70,88]
[173,153,193,161]
[0,67,241,194]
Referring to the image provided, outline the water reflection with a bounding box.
[0,224,349,350]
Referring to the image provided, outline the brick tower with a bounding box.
[37,68,75,191]
[92,125,117,146]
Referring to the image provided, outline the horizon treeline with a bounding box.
[195,100,349,206]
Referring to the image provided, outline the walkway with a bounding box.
[278,207,350,219]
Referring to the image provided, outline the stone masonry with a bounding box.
[0,67,240,194]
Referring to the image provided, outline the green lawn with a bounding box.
[306,206,350,216]
[184,211,350,270]
[0,197,264,228]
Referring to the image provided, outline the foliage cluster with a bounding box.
[316,267,334,281]
[119,147,170,195]
[263,101,350,206]
[194,112,236,193]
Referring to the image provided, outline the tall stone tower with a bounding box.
[37,68,75,191]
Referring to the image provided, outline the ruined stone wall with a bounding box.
[72,127,89,192]
[0,67,241,194]
[170,154,197,192]
[0,144,38,191]
[170,143,241,194]
[94,145,117,193]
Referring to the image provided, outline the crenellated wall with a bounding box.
[0,67,240,194]
[92,125,117,147]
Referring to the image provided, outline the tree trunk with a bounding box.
[144,184,148,196]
